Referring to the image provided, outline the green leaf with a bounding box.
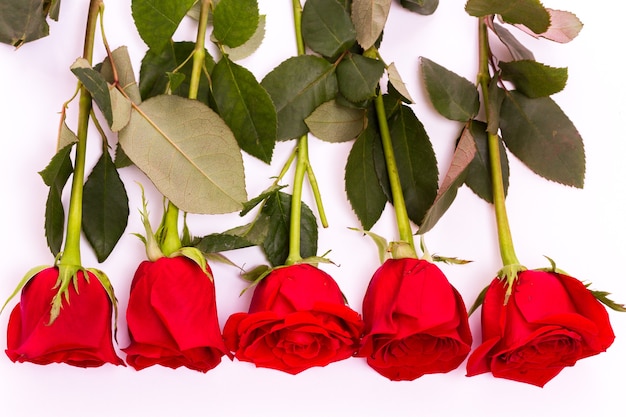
[99,46,142,105]
[500,91,585,188]
[261,55,338,141]
[419,124,476,234]
[345,125,387,230]
[240,184,286,216]
[387,62,414,103]
[305,100,366,143]
[491,22,535,61]
[82,150,129,263]
[336,53,385,103]
[465,0,550,35]
[195,233,255,254]
[382,104,439,226]
[0,0,53,47]
[70,58,114,127]
[351,0,392,50]
[261,191,318,267]
[464,120,509,203]
[139,41,215,106]
[40,144,74,256]
[131,0,196,53]
[118,95,247,214]
[211,56,276,163]
[400,0,439,15]
[420,57,479,122]
[222,14,266,60]
[212,0,259,48]
[302,0,356,59]
[500,60,568,98]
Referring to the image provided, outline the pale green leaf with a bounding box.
[305,100,366,143]
[118,95,246,214]
[212,0,259,48]
[99,46,142,105]
[351,0,392,50]
[387,62,414,103]
[222,14,266,60]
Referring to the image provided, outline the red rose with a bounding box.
[5,267,124,367]
[123,256,229,372]
[223,264,363,374]
[466,270,615,387]
[357,258,472,380]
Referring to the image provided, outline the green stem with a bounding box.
[478,18,520,267]
[159,0,212,256]
[374,92,416,255]
[189,0,211,100]
[59,0,102,267]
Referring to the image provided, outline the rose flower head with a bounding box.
[357,257,472,380]
[5,266,124,367]
[466,269,616,387]
[123,255,230,372]
[223,264,364,374]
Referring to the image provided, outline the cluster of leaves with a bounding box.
[194,0,443,270]
[418,0,585,233]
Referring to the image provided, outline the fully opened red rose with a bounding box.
[466,270,615,387]
[6,267,124,367]
[357,258,472,380]
[123,256,230,372]
[223,264,363,374]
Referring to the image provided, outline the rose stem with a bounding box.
[477,18,523,294]
[364,49,417,257]
[58,0,103,267]
[285,0,328,265]
[161,0,213,256]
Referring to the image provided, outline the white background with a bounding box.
[1,1,625,416]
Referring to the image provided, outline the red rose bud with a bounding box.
[223,264,363,374]
[5,267,124,367]
[123,256,229,372]
[466,270,615,387]
[357,258,472,380]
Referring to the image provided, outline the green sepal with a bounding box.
[86,266,120,342]
[587,288,626,313]
[49,263,83,325]
[431,255,472,265]
[467,284,489,316]
[349,227,388,264]
[134,183,165,262]
[171,246,212,281]
[0,265,50,316]
[496,263,528,305]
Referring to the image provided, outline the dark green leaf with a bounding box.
[500,91,585,188]
[486,75,504,134]
[0,0,53,47]
[336,53,385,103]
[139,41,215,106]
[222,14,266,60]
[420,57,479,122]
[70,59,113,127]
[114,143,133,168]
[379,104,439,225]
[500,60,568,98]
[302,0,356,59]
[465,0,550,35]
[131,0,196,53]
[261,191,318,267]
[240,184,286,216]
[195,233,254,253]
[39,144,74,256]
[345,125,387,230]
[212,0,259,48]
[400,0,439,15]
[261,55,338,140]
[491,22,535,61]
[212,56,276,163]
[82,150,129,263]
[419,124,476,234]
[464,120,509,203]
